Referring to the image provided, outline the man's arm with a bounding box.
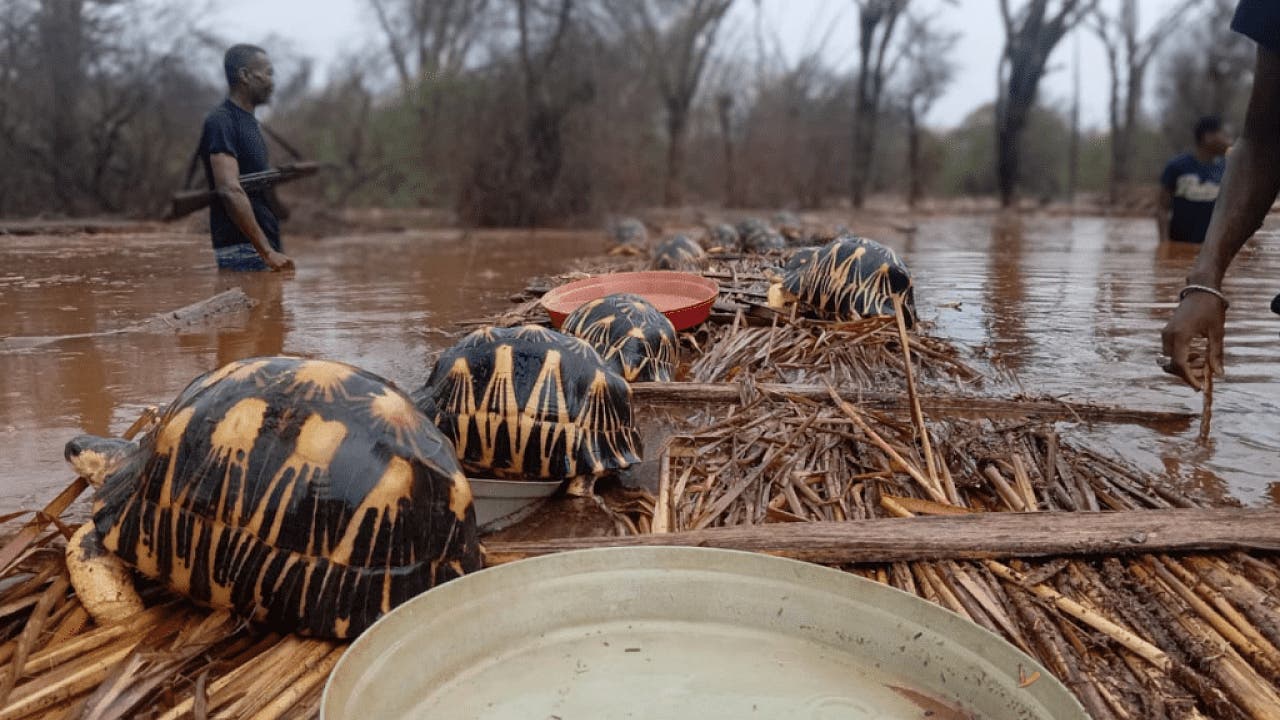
[1156,186,1173,243]
[1161,45,1280,389]
[210,153,293,271]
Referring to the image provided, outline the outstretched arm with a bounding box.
[211,153,293,271]
[1161,45,1280,389]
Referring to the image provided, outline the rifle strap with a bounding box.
[181,143,204,191]
[260,122,306,161]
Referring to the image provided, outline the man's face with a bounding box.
[1201,127,1232,156]
[240,52,274,105]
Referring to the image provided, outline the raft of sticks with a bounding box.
[2,247,1278,718]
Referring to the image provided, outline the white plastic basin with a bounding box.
[322,546,1087,719]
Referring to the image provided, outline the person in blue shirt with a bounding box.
[198,44,293,272]
[1157,116,1231,244]
[1161,0,1280,388]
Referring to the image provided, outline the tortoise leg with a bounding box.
[565,475,596,497]
[66,522,144,625]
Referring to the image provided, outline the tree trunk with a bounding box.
[1116,66,1145,196]
[39,0,85,211]
[716,94,737,207]
[664,105,687,207]
[851,68,873,208]
[906,104,921,208]
[997,118,1023,208]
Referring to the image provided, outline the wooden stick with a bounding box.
[0,480,88,576]
[986,560,1171,671]
[653,448,672,534]
[483,508,1280,565]
[630,381,1197,426]
[892,295,939,490]
[1200,367,1214,442]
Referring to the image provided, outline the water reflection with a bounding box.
[983,213,1029,374]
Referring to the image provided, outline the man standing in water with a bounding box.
[1161,1,1279,388]
[199,44,293,272]
[1156,116,1230,245]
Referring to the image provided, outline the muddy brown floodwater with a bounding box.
[1,215,1278,519]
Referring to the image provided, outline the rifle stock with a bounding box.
[162,161,321,221]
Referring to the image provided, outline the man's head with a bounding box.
[1194,115,1230,155]
[224,44,273,106]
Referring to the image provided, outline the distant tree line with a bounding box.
[0,0,1256,223]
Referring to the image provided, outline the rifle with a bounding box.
[163,161,322,221]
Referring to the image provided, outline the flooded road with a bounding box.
[1,214,1277,514]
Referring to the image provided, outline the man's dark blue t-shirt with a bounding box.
[198,99,280,252]
[1233,0,1280,54]
[1160,154,1224,244]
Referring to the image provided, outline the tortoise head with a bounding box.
[65,436,136,487]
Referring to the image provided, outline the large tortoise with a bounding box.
[63,356,481,639]
[413,325,642,490]
[562,293,678,382]
[768,235,917,326]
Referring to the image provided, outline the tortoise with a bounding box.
[561,293,678,382]
[772,210,803,235]
[705,223,741,251]
[767,235,917,326]
[650,234,706,271]
[413,325,642,491]
[743,228,786,253]
[735,217,771,239]
[607,217,649,254]
[62,356,481,639]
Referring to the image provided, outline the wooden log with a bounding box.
[0,289,255,349]
[482,508,1280,566]
[630,381,1196,427]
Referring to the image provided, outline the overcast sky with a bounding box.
[205,0,1205,130]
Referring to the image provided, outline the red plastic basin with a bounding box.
[540,271,720,331]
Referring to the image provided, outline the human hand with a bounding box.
[265,251,294,271]
[1160,292,1225,390]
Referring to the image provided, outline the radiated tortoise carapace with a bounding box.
[561,293,678,382]
[768,235,917,326]
[650,234,706,271]
[413,325,642,483]
[63,356,481,639]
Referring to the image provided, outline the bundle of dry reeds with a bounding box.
[618,305,1280,719]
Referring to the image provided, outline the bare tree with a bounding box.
[1156,0,1253,151]
[1090,0,1201,205]
[895,13,957,208]
[603,0,734,207]
[850,0,909,209]
[368,0,491,94]
[716,93,739,206]
[995,0,1097,208]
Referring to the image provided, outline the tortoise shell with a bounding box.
[562,293,678,382]
[735,217,770,239]
[413,325,642,481]
[608,217,648,248]
[744,229,786,253]
[783,235,917,326]
[706,223,741,251]
[650,234,706,271]
[90,357,480,639]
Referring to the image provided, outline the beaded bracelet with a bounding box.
[1179,284,1230,310]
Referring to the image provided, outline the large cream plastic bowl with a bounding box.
[322,547,1087,719]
